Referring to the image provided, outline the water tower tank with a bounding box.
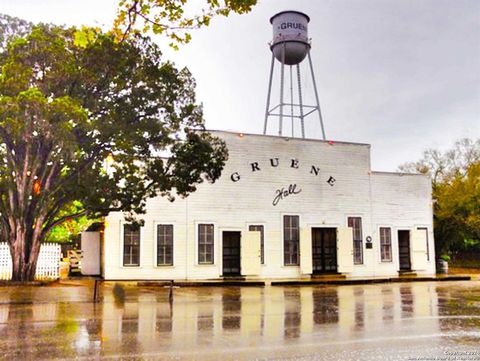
[270,10,310,65]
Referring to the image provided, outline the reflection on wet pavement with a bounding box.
[0,281,479,360]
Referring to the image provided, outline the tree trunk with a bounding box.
[9,227,41,282]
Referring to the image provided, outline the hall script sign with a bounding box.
[273,184,302,206]
[229,158,336,207]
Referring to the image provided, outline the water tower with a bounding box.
[263,11,326,139]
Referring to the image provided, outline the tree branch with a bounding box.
[119,0,140,43]
[44,210,87,233]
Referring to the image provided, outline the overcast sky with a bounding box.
[1,0,479,171]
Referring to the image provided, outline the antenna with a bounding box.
[263,11,326,139]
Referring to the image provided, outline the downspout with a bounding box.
[185,196,189,280]
[368,170,376,277]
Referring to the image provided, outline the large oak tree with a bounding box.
[0,24,227,281]
[113,0,257,46]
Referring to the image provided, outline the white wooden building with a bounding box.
[102,131,435,280]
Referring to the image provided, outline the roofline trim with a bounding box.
[371,171,430,177]
[206,129,371,147]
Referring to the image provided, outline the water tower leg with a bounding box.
[307,50,326,140]
[263,53,275,135]
[289,65,294,137]
[296,64,305,139]
[279,43,286,136]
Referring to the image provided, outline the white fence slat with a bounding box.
[0,242,61,280]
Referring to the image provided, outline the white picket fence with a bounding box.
[0,242,61,280]
[0,243,11,280]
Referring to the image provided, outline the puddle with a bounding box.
[0,281,479,360]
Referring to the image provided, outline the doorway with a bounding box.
[222,231,241,276]
[398,230,411,271]
[312,228,337,273]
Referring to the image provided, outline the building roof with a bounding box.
[207,130,429,178]
[207,129,371,148]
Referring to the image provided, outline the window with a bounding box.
[417,227,429,261]
[198,224,214,264]
[284,215,299,266]
[348,217,363,264]
[379,227,392,262]
[123,224,140,266]
[249,225,265,264]
[157,225,173,266]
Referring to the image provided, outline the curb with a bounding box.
[137,281,266,287]
[270,275,472,286]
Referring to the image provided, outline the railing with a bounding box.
[68,249,83,275]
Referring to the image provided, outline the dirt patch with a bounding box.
[449,267,480,274]
[0,280,53,287]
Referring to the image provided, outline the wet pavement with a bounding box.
[0,280,479,360]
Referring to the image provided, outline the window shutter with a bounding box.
[241,231,261,275]
[300,228,312,274]
[411,230,428,270]
[337,227,354,273]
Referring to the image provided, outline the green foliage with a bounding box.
[113,0,257,46]
[46,202,96,243]
[399,139,480,256]
[0,14,32,51]
[440,254,451,262]
[463,238,480,249]
[0,22,228,279]
[434,162,480,254]
[73,26,99,48]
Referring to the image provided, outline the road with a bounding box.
[0,280,479,360]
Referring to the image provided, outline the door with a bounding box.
[312,228,337,273]
[398,230,411,271]
[222,231,241,276]
[80,231,101,276]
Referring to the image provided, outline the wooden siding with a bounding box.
[103,131,435,280]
